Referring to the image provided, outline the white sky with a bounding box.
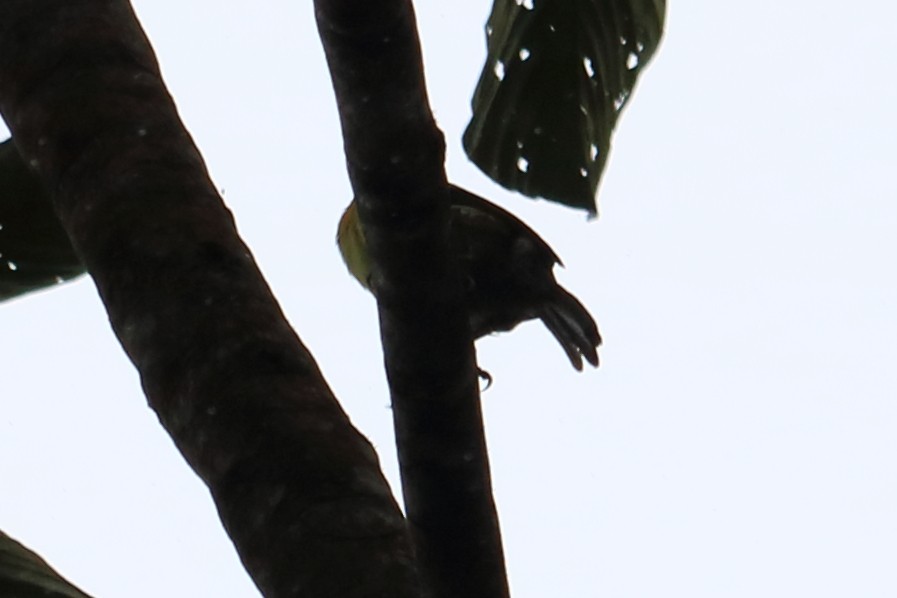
[2,2,896,597]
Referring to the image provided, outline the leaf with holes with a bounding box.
[463,0,665,213]
[0,138,85,303]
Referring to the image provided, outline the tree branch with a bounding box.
[0,2,421,596]
[315,2,509,597]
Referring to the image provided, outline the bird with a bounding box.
[337,184,601,370]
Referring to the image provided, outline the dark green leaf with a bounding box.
[0,531,93,598]
[0,138,85,302]
[463,0,665,213]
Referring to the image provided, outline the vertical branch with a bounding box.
[0,2,421,596]
[315,2,510,597]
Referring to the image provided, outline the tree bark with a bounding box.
[0,2,421,596]
[314,2,510,597]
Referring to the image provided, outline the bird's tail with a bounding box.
[540,287,601,371]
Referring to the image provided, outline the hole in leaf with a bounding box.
[493,60,506,80]
[582,56,595,77]
[614,93,628,111]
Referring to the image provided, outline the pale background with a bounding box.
[2,2,896,597]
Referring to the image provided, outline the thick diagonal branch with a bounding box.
[315,2,510,597]
[0,2,420,596]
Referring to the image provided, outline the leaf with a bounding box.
[463,0,665,213]
[0,531,94,598]
[0,138,85,302]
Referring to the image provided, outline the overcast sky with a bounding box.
[3,2,896,597]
